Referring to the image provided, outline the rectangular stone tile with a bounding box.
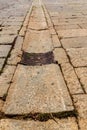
[75,67,87,93]
[28,21,48,30]
[58,29,87,38]
[0,117,78,130]
[3,64,74,115]
[0,58,5,71]
[67,48,87,67]
[0,29,18,35]
[23,30,53,53]
[53,48,69,64]
[73,95,87,119]
[61,37,87,49]
[55,24,80,31]
[0,45,11,58]
[51,34,61,48]
[0,65,16,98]
[61,63,83,94]
[7,36,23,65]
[0,35,16,45]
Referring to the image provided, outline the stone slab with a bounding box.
[61,63,83,95]
[0,65,16,98]
[3,64,74,115]
[0,118,78,130]
[73,95,87,119]
[0,35,16,45]
[79,119,87,130]
[0,58,5,71]
[75,68,87,93]
[7,36,23,65]
[0,45,11,58]
[28,21,48,30]
[55,24,80,31]
[53,48,69,64]
[61,37,87,49]
[23,30,53,53]
[0,100,4,112]
[58,29,87,38]
[51,34,61,48]
[67,48,87,67]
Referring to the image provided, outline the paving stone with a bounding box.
[0,65,16,98]
[0,100,4,112]
[0,45,11,58]
[55,24,80,31]
[7,36,23,65]
[0,58,5,71]
[0,118,78,130]
[67,48,87,67]
[3,64,74,115]
[0,35,16,45]
[75,67,87,93]
[53,48,69,64]
[61,63,83,95]
[79,119,87,130]
[58,29,87,38]
[61,37,87,48]
[79,23,87,29]
[51,34,61,48]
[3,21,23,26]
[73,95,87,118]
[28,21,48,30]
[23,30,53,53]
[0,29,18,35]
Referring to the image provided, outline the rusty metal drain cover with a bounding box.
[20,51,55,66]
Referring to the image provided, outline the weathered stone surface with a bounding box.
[75,68,87,93]
[19,26,26,36]
[53,48,69,64]
[0,65,16,98]
[0,100,4,112]
[55,24,80,31]
[67,48,87,67]
[61,37,87,49]
[79,119,87,130]
[7,36,23,65]
[0,45,11,58]
[0,35,16,45]
[28,21,48,30]
[51,34,61,48]
[3,64,74,115]
[23,30,53,53]
[61,63,83,94]
[0,118,78,130]
[0,58,5,71]
[73,95,87,118]
[58,29,87,38]
[49,27,56,34]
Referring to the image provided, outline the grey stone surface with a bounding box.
[0,118,78,130]
[23,30,53,53]
[3,64,74,115]
[67,48,87,67]
[0,35,16,45]
[75,68,87,93]
[0,45,11,58]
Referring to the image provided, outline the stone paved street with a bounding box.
[0,0,87,129]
